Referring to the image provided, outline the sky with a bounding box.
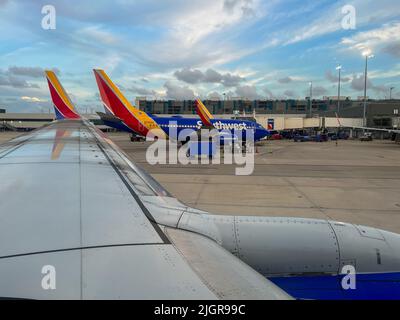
[0,0,399,113]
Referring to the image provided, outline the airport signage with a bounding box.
[267,119,274,130]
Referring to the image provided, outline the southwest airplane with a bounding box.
[0,71,398,299]
[93,69,270,142]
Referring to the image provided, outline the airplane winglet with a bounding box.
[195,98,213,127]
[45,70,80,120]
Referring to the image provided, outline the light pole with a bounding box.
[362,50,374,127]
[390,87,395,100]
[309,81,313,117]
[336,65,342,114]
[223,93,226,115]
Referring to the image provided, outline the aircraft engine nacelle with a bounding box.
[219,217,400,277]
[178,214,400,277]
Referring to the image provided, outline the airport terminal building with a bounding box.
[137,98,399,129]
[136,98,340,115]
[136,98,398,116]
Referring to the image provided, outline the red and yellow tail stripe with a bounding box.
[195,98,213,126]
[93,69,166,139]
[45,70,80,120]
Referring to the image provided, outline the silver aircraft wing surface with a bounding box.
[334,114,400,134]
[347,126,400,133]
[0,119,291,300]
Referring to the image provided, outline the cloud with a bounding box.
[174,68,245,87]
[382,41,400,58]
[368,64,400,79]
[350,74,373,91]
[58,0,260,70]
[308,86,328,97]
[127,85,156,96]
[167,0,259,46]
[218,72,244,87]
[0,74,40,89]
[79,25,119,46]
[20,96,43,102]
[204,69,223,83]
[164,81,195,100]
[341,22,400,57]
[283,90,296,98]
[223,0,255,17]
[0,66,60,90]
[284,0,400,46]
[129,0,265,68]
[45,0,397,72]
[262,87,275,99]
[174,68,204,84]
[1,98,52,113]
[277,76,293,84]
[350,73,392,96]
[235,85,260,99]
[223,0,241,13]
[8,66,60,78]
[371,85,389,94]
[208,91,222,99]
[325,70,350,83]
[1,0,399,106]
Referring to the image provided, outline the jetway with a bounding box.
[255,115,363,130]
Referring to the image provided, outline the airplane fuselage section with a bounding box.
[152,117,270,141]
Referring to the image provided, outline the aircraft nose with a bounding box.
[257,127,268,136]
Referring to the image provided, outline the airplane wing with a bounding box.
[347,126,400,134]
[335,113,400,134]
[96,111,140,135]
[0,119,291,299]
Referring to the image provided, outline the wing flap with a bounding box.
[165,227,292,300]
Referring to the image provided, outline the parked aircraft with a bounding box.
[93,69,270,142]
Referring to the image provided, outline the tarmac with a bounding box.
[1,131,400,233]
[108,132,400,234]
